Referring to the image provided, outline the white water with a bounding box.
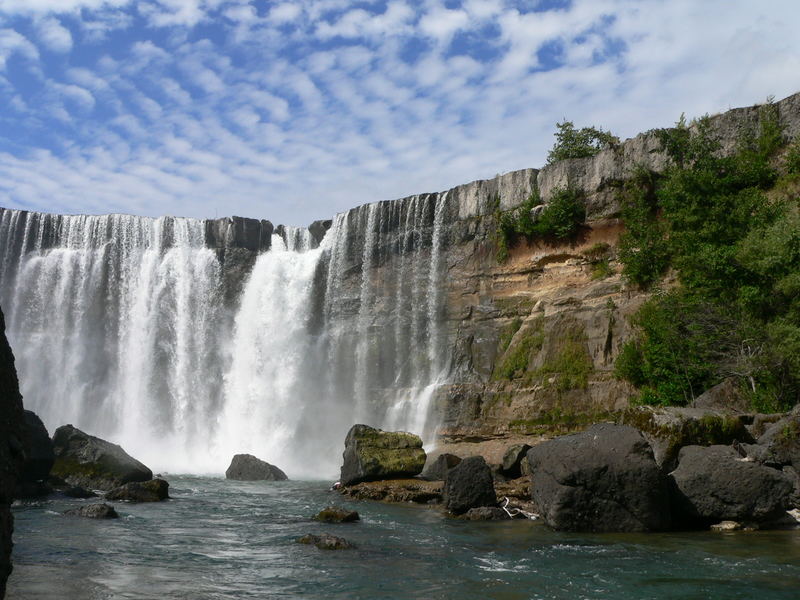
[0,199,450,478]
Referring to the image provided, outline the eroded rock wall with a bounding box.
[0,305,25,598]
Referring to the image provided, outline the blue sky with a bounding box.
[0,0,798,226]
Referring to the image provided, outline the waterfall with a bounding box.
[0,197,450,477]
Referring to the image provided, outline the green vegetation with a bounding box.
[494,187,586,262]
[493,317,544,380]
[615,100,800,409]
[537,324,593,391]
[787,138,800,174]
[546,120,619,164]
[509,409,614,435]
[583,242,614,280]
[498,317,523,354]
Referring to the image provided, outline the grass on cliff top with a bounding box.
[615,98,800,410]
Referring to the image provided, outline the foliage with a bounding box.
[546,120,619,165]
[537,326,594,391]
[494,317,544,380]
[494,187,585,262]
[787,138,800,174]
[615,100,800,409]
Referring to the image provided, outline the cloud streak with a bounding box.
[0,0,798,226]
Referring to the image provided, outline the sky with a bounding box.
[0,1,798,226]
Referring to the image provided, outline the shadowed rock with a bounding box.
[670,445,793,526]
[16,410,54,497]
[51,425,153,491]
[421,453,462,481]
[443,456,496,515]
[225,454,288,481]
[500,444,532,479]
[464,507,510,521]
[527,423,671,532]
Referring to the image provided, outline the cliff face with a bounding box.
[323,91,800,444]
[0,306,25,598]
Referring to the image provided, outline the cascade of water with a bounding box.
[0,195,451,476]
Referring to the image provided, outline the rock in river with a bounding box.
[63,503,119,519]
[297,533,354,550]
[527,423,671,532]
[340,425,426,486]
[106,478,169,502]
[313,506,360,523]
[51,425,153,491]
[225,454,288,481]
[669,445,793,526]
[443,456,497,515]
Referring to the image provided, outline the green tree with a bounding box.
[546,120,619,165]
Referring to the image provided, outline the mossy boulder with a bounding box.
[51,425,153,491]
[619,406,752,471]
[339,425,426,486]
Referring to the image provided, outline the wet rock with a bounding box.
[527,423,670,532]
[339,479,442,504]
[63,486,97,499]
[500,444,532,478]
[710,520,745,532]
[51,425,153,491]
[0,305,26,598]
[63,503,119,519]
[753,411,800,468]
[308,219,333,247]
[421,453,462,481]
[340,425,426,486]
[204,216,273,252]
[670,445,793,526]
[225,454,288,481]
[443,456,497,515]
[313,506,360,523]
[106,478,169,502]
[463,507,510,521]
[619,405,752,471]
[17,410,54,494]
[297,533,354,550]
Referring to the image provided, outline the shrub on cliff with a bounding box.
[616,101,800,409]
[546,120,619,164]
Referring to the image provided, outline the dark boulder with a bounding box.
[51,425,153,491]
[464,507,510,521]
[500,444,532,478]
[63,503,119,519]
[297,533,354,550]
[689,378,750,412]
[443,456,497,515]
[225,454,288,481]
[312,506,359,523]
[340,425,426,486]
[527,423,671,532]
[421,453,462,481]
[669,445,793,526]
[0,305,25,598]
[18,410,54,487]
[106,478,169,502]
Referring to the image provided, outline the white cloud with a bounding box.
[35,17,73,52]
[0,29,40,70]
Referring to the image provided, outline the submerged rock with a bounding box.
[313,506,360,523]
[339,425,426,486]
[527,423,670,532]
[225,454,288,481]
[106,478,169,502]
[339,479,442,504]
[669,445,793,526]
[421,453,462,481]
[297,533,354,550]
[463,507,510,521]
[63,486,97,499]
[443,456,497,515]
[63,503,119,519]
[51,425,153,491]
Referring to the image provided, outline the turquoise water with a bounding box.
[8,476,800,599]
